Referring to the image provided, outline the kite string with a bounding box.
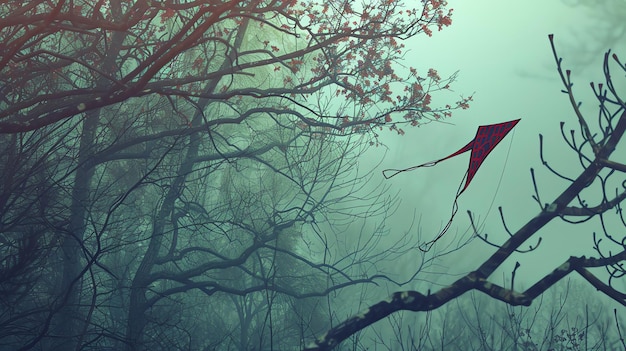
[478,125,517,233]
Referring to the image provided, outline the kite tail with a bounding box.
[382,161,438,179]
[419,171,467,252]
[419,199,458,252]
[382,138,475,180]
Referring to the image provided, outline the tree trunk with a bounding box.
[124,18,250,350]
[51,108,98,351]
[50,2,126,347]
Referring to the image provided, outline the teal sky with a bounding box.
[364,1,626,292]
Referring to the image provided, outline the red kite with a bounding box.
[383,119,520,250]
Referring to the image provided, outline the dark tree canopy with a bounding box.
[0,1,470,350]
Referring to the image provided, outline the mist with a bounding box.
[1,1,625,350]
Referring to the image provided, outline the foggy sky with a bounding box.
[363,1,626,293]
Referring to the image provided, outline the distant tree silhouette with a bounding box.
[354,279,621,351]
[562,0,626,69]
[384,280,620,351]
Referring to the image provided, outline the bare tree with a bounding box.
[0,1,469,350]
[305,35,626,351]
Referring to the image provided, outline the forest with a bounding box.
[1,1,626,350]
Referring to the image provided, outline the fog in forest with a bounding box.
[1,1,625,350]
